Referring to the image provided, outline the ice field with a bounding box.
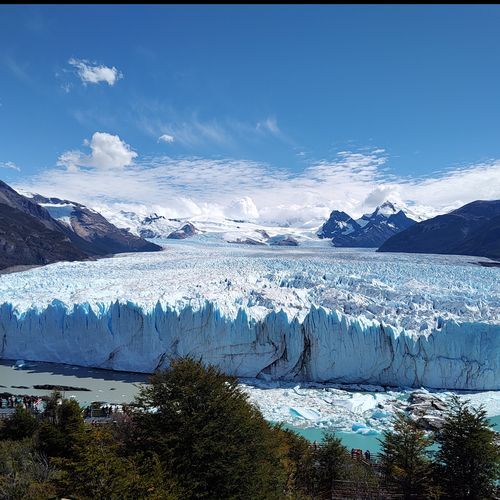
[0,239,498,390]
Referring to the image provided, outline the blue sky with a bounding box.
[1,5,500,221]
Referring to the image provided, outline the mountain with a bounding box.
[31,195,162,255]
[0,181,162,270]
[137,213,184,239]
[318,201,417,247]
[378,200,500,260]
[167,222,198,239]
[0,203,88,269]
[317,210,360,239]
[0,182,88,269]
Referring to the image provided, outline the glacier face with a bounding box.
[0,241,498,390]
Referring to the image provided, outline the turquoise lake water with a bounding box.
[282,424,383,453]
[285,414,500,453]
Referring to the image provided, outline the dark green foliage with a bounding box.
[313,433,349,496]
[130,357,287,499]
[57,426,179,500]
[36,396,86,458]
[3,363,497,499]
[435,396,500,499]
[0,439,57,499]
[0,407,38,441]
[379,411,434,498]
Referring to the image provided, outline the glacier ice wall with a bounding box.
[1,300,498,390]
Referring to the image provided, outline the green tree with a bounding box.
[273,426,315,496]
[379,411,433,498]
[435,396,500,499]
[37,398,86,458]
[0,407,39,441]
[57,426,179,500]
[313,433,349,497]
[130,357,287,499]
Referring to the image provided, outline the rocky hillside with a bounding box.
[378,200,500,260]
[0,181,162,270]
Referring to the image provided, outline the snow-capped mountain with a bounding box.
[29,193,162,256]
[0,178,160,269]
[318,201,417,247]
[316,210,359,239]
[0,181,88,269]
[97,206,326,246]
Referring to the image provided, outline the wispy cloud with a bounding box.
[68,58,123,86]
[256,116,280,136]
[0,161,20,172]
[133,99,292,149]
[17,134,500,225]
[1,54,31,84]
[144,116,233,148]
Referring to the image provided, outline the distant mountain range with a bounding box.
[0,181,161,270]
[3,177,498,265]
[318,201,417,247]
[378,200,500,260]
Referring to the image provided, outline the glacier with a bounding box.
[0,240,498,390]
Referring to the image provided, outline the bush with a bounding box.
[57,426,179,500]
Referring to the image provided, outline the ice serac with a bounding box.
[0,300,497,391]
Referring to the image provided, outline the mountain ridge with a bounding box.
[378,199,500,260]
[318,201,417,247]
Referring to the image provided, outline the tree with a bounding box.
[435,396,500,499]
[314,433,349,496]
[37,398,86,458]
[0,407,38,441]
[272,426,315,496]
[0,439,57,500]
[379,411,434,498]
[130,357,287,499]
[57,426,179,500]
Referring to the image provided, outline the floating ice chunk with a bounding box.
[289,407,321,420]
[351,422,367,432]
[336,394,379,414]
[371,409,390,419]
[359,428,380,436]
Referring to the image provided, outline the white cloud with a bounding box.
[17,137,500,225]
[68,58,123,86]
[0,161,20,171]
[225,197,259,221]
[158,134,174,144]
[57,132,137,171]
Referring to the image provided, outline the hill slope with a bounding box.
[378,200,500,260]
